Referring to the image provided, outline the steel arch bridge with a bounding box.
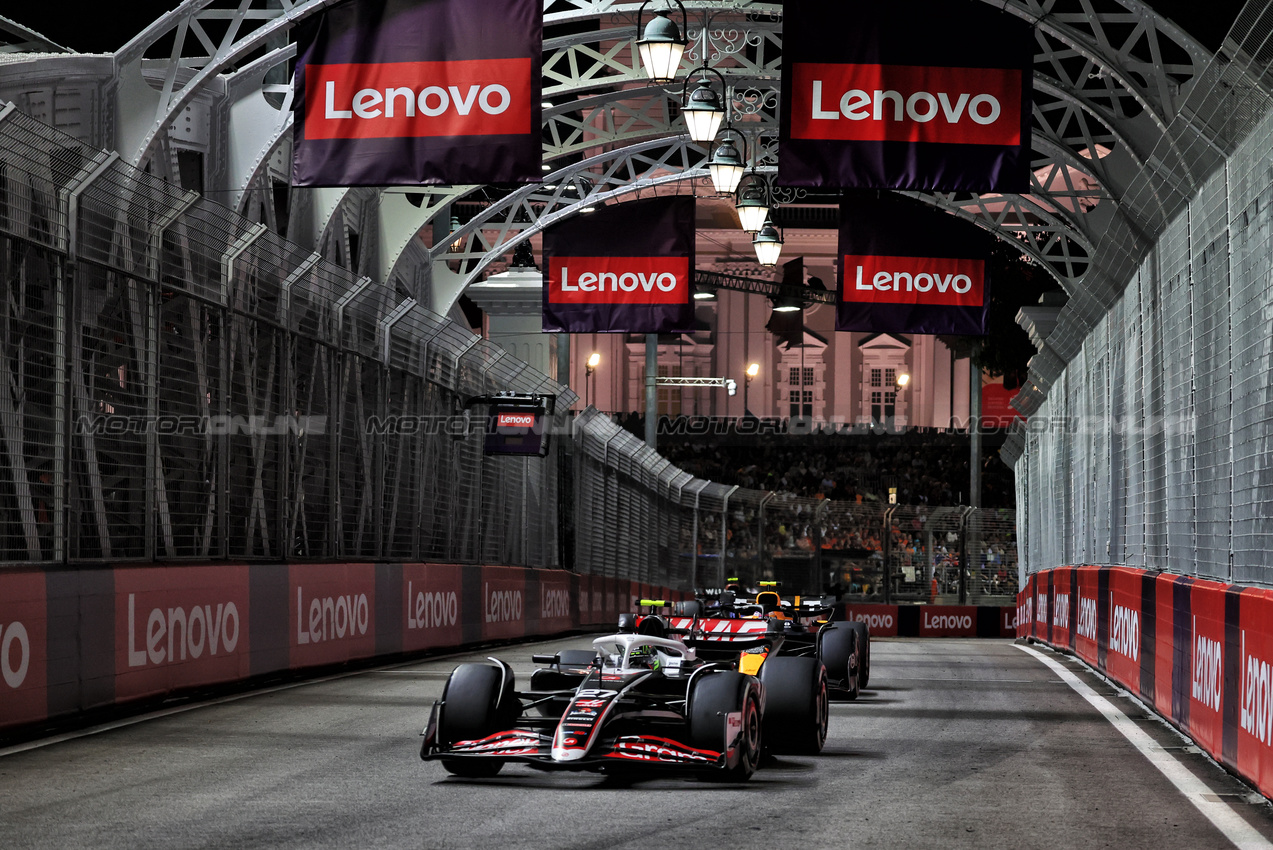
[91,0,1255,412]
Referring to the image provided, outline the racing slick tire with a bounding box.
[817,621,860,701]
[689,672,762,782]
[438,663,516,777]
[674,600,703,617]
[758,657,829,755]
[848,621,871,689]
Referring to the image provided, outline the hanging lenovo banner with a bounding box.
[836,196,990,334]
[542,196,695,333]
[777,0,1032,192]
[292,0,541,186]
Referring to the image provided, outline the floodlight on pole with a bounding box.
[635,0,688,84]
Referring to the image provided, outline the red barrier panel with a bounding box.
[1051,567,1073,647]
[289,564,376,669]
[536,570,573,634]
[1106,567,1145,695]
[1238,588,1273,796]
[841,604,899,636]
[0,571,46,728]
[114,565,251,703]
[480,566,527,642]
[919,605,977,637]
[1188,577,1228,757]
[1075,566,1100,667]
[1000,606,1018,638]
[401,564,463,653]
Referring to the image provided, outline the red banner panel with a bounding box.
[292,0,542,186]
[1188,578,1228,757]
[0,571,46,728]
[778,0,1032,191]
[402,563,462,653]
[1238,589,1273,796]
[290,564,376,669]
[114,565,250,703]
[542,196,695,334]
[841,604,899,637]
[999,606,1018,638]
[918,605,977,637]
[1074,567,1100,666]
[536,570,573,635]
[1106,568,1145,695]
[1050,567,1073,647]
[1017,576,1033,641]
[481,566,526,642]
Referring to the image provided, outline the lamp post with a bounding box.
[753,218,784,266]
[680,69,727,143]
[894,371,910,431]
[707,131,746,195]
[586,351,600,408]
[744,361,759,418]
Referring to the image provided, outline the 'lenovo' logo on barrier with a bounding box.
[790,63,1022,146]
[923,611,971,630]
[542,587,571,620]
[305,59,532,140]
[1053,592,1070,630]
[296,587,370,644]
[846,255,983,307]
[1109,599,1139,662]
[127,594,240,668]
[486,584,523,624]
[406,582,457,631]
[850,612,893,631]
[0,619,29,688]
[1076,595,1098,640]
[1192,619,1222,712]
[1036,594,1048,625]
[547,257,689,306]
[1241,632,1273,745]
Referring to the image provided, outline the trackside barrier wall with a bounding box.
[1019,566,1273,799]
[0,564,688,733]
[835,603,1017,638]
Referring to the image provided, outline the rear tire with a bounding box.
[438,663,514,778]
[848,621,871,689]
[675,600,703,617]
[690,672,762,781]
[758,657,829,754]
[818,622,860,700]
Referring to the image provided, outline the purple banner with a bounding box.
[778,0,1032,192]
[542,196,695,334]
[837,196,991,335]
[292,0,541,187]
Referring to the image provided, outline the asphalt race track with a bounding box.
[3,637,1273,849]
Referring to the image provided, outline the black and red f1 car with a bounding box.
[420,633,770,781]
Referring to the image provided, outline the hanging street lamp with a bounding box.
[635,0,688,84]
[753,218,784,267]
[680,69,726,143]
[735,178,770,233]
[707,131,746,195]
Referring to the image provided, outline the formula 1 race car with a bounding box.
[420,632,768,781]
[629,584,870,708]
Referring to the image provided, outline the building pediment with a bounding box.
[858,332,912,350]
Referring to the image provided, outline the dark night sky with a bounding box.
[6,0,1253,56]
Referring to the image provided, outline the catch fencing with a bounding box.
[0,102,1015,600]
[1005,35,1273,586]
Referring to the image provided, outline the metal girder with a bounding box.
[694,268,835,304]
[106,0,1244,399]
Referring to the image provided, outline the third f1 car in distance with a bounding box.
[420,632,769,781]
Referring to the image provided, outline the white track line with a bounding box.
[1017,643,1273,850]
